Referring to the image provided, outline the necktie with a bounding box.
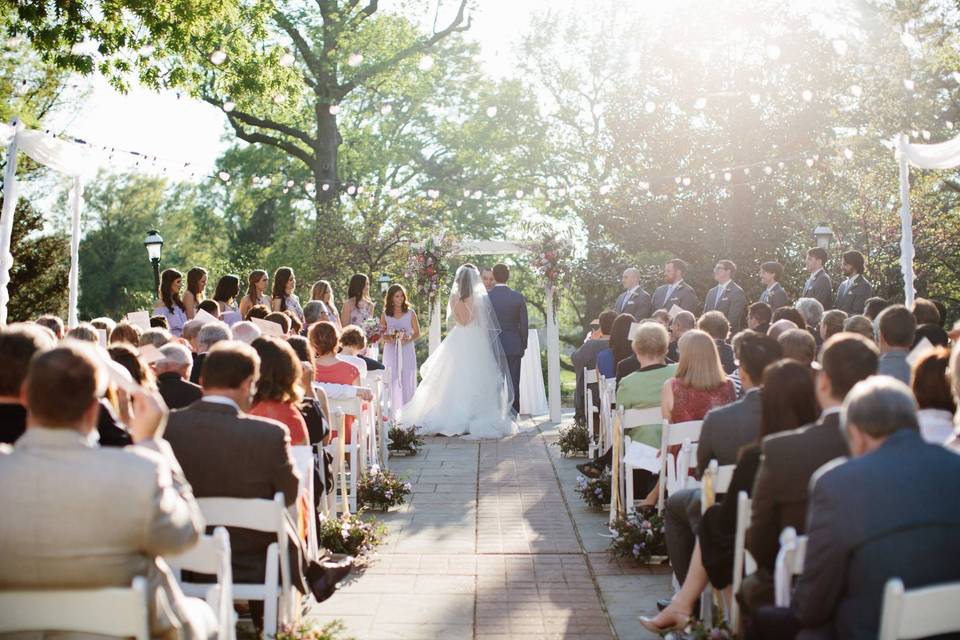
[664,285,675,304]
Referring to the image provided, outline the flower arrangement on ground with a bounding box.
[556,421,590,457]
[317,511,385,557]
[672,618,734,639]
[387,422,423,454]
[275,620,353,640]
[404,235,455,306]
[575,471,611,509]
[609,511,667,564]
[357,464,412,510]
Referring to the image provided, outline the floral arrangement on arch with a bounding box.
[405,235,456,306]
[608,511,667,564]
[524,225,575,293]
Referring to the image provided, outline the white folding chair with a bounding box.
[584,368,599,457]
[197,492,292,638]
[366,369,388,469]
[729,491,756,631]
[656,419,704,513]
[597,375,616,454]
[621,407,666,512]
[291,445,319,561]
[697,460,735,623]
[327,397,364,514]
[0,577,150,640]
[168,527,236,640]
[774,527,807,607]
[879,577,960,640]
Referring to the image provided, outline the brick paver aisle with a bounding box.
[307,416,666,639]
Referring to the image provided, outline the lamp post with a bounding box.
[813,223,834,251]
[378,273,392,294]
[144,230,164,294]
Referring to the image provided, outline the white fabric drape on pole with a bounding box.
[68,177,83,327]
[0,119,24,326]
[895,131,960,308]
[545,286,561,423]
[519,328,548,415]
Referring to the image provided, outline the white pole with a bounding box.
[546,285,561,423]
[896,134,916,307]
[429,300,441,354]
[0,119,23,326]
[67,176,83,328]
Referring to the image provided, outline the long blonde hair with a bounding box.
[675,329,726,390]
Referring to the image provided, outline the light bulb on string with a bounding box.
[283,187,289,193]
[514,189,524,199]
[922,130,931,140]
[456,199,463,207]
[694,97,706,109]
[486,106,498,117]
[286,179,295,187]
[209,48,227,65]
[682,177,691,186]
[911,129,919,138]
[765,44,781,60]
[557,188,567,197]
[843,148,854,160]
[428,189,439,199]
[750,94,760,106]
[357,186,365,194]
[222,99,236,112]
[279,50,295,67]
[903,79,915,91]
[497,189,506,197]
[900,31,918,48]
[743,167,750,176]
[778,161,785,169]
[723,172,732,182]
[274,93,287,105]
[709,172,716,181]
[802,90,813,102]
[473,190,482,199]
[763,165,773,175]
[805,158,815,167]
[418,55,434,71]
[380,104,392,115]
[347,185,356,195]
[348,53,363,67]
[321,183,330,191]
[463,189,471,198]
[329,104,339,114]
[832,39,848,55]
[218,171,231,182]
[850,85,863,97]
[674,176,682,185]
[644,101,656,114]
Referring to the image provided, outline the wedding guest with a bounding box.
[703,260,747,332]
[667,310,696,363]
[597,313,634,379]
[231,320,262,345]
[108,343,157,390]
[912,297,941,326]
[340,325,385,372]
[572,310,617,419]
[698,311,736,374]
[863,296,889,321]
[139,327,172,348]
[249,336,309,445]
[35,314,64,339]
[245,304,270,321]
[271,266,305,325]
[181,266,208,319]
[949,342,960,452]
[156,343,202,410]
[197,299,220,319]
[742,333,877,611]
[747,302,773,335]
[913,321,950,348]
[182,319,204,351]
[833,250,873,314]
[651,309,672,328]
[911,347,956,444]
[150,315,169,329]
[264,311,292,335]
[310,280,341,328]
[190,322,232,385]
[341,273,375,329]
[794,297,824,344]
[0,323,56,444]
[819,309,847,342]
[652,258,699,313]
[644,359,815,633]
[154,268,189,336]
[109,321,141,346]
[933,299,948,327]
[758,261,789,311]
[286,311,303,337]
[800,247,832,310]
[772,306,806,330]
[777,328,817,367]
[615,267,653,320]
[662,330,736,428]
[304,301,326,327]
[480,267,496,292]
[0,343,212,640]
[843,314,875,341]
[66,323,99,343]
[310,321,362,442]
[876,304,915,384]
[239,269,270,319]
[91,317,116,335]
[754,378,960,640]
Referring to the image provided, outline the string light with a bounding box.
[222,99,236,112]
[274,94,287,105]
[832,39,848,56]
[802,90,813,102]
[843,148,854,160]
[694,97,707,109]
[903,79,915,91]
[515,189,524,198]
[486,106,498,117]
[750,94,761,106]
[644,101,656,114]
[849,85,863,97]
[681,177,691,186]
[279,50,295,67]
[380,104,392,115]
[209,48,227,65]
[348,53,363,67]
[329,105,339,114]
[765,44,781,60]
[218,171,230,182]
[723,172,732,182]
[418,55,434,71]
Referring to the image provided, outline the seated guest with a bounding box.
[0,323,56,444]
[197,299,221,319]
[795,297,824,345]
[249,336,309,445]
[742,333,878,611]
[181,319,204,352]
[35,314,64,339]
[108,343,157,389]
[139,327,173,348]
[933,299,948,328]
[758,261,789,312]
[863,296,889,321]
[310,280,342,328]
[754,377,960,640]
[231,320,262,345]
[288,336,332,447]
[819,309,846,342]
[154,268,189,336]
[767,319,798,341]
[310,321,363,442]
[156,343,203,410]
[304,300,327,327]
[189,322,232,384]
[67,322,100,343]
[842,314,875,341]
[777,328,817,367]
[662,330,737,426]
[643,360,816,633]
[572,309,617,419]
[150,315,169,329]
[651,309,672,328]
[913,321,949,348]
[698,311,736,374]
[949,343,960,453]
[109,321,141,346]
[339,324,385,372]
[911,347,956,444]
[772,306,805,330]
[264,311,292,336]
[666,310,696,363]
[0,343,212,639]
[596,313,635,379]
[748,302,773,336]
[912,296,941,326]
[876,304,915,384]
[285,310,303,337]
[245,303,270,321]
[91,316,117,336]
[163,341,351,625]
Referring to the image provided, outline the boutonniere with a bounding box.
[720,296,729,302]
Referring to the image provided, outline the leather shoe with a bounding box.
[306,556,354,602]
[576,462,602,478]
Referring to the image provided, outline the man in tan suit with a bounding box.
[0,342,213,639]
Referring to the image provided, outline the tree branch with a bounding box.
[273,12,329,85]
[222,112,315,170]
[202,96,318,151]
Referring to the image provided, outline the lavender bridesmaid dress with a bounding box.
[383,311,417,415]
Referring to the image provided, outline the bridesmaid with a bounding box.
[181,267,207,319]
[380,284,420,413]
[340,273,375,327]
[153,268,189,337]
[239,270,270,319]
[272,266,305,325]
[310,279,342,328]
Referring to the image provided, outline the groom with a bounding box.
[487,264,528,414]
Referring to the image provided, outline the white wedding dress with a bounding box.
[399,266,517,439]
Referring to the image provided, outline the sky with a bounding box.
[42,0,576,180]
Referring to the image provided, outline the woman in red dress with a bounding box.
[309,321,362,443]
[248,336,309,445]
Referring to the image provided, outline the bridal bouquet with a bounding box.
[405,235,454,306]
[362,317,382,344]
[608,511,667,565]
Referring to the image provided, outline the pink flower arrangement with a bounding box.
[405,235,454,305]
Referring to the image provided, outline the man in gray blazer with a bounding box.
[652,258,699,313]
[801,247,833,310]
[876,304,915,384]
[756,378,960,639]
[0,343,212,640]
[759,261,790,311]
[833,250,873,315]
[615,267,653,320]
[703,259,748,333]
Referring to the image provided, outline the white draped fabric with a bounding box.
[519,329,548,416]
[895,132,960,307]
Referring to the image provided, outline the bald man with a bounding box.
[615,268,653,320]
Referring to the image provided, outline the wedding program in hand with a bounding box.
[399,264,518,438]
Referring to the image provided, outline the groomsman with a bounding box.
[703,259,748,332]
[759,261,790,311]
[652,259,698,313]
[615,267,653,320]
[834,250,873,315]
[801,247,833,310]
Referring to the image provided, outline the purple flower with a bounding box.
[594,487,603,496]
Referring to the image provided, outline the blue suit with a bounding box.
[488,284,528,414]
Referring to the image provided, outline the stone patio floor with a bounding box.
[306,413,672,639]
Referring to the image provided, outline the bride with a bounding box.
[399,264,517,438]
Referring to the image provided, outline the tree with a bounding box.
[6,199,68,321]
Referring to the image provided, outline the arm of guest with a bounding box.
[745,448,781,572]
[792,472,846,628]
[140,441,204,556]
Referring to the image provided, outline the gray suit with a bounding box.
[833,275,873,315]
[696,387,763,475]
[801,269,833,310]
[704,281,748,333]
[760,282,790,312]
[793,429,960,639]
[652,280,699,313]
[615,287,653,320]
[878,350,911,385]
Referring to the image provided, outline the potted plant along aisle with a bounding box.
[357,465,412,511]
